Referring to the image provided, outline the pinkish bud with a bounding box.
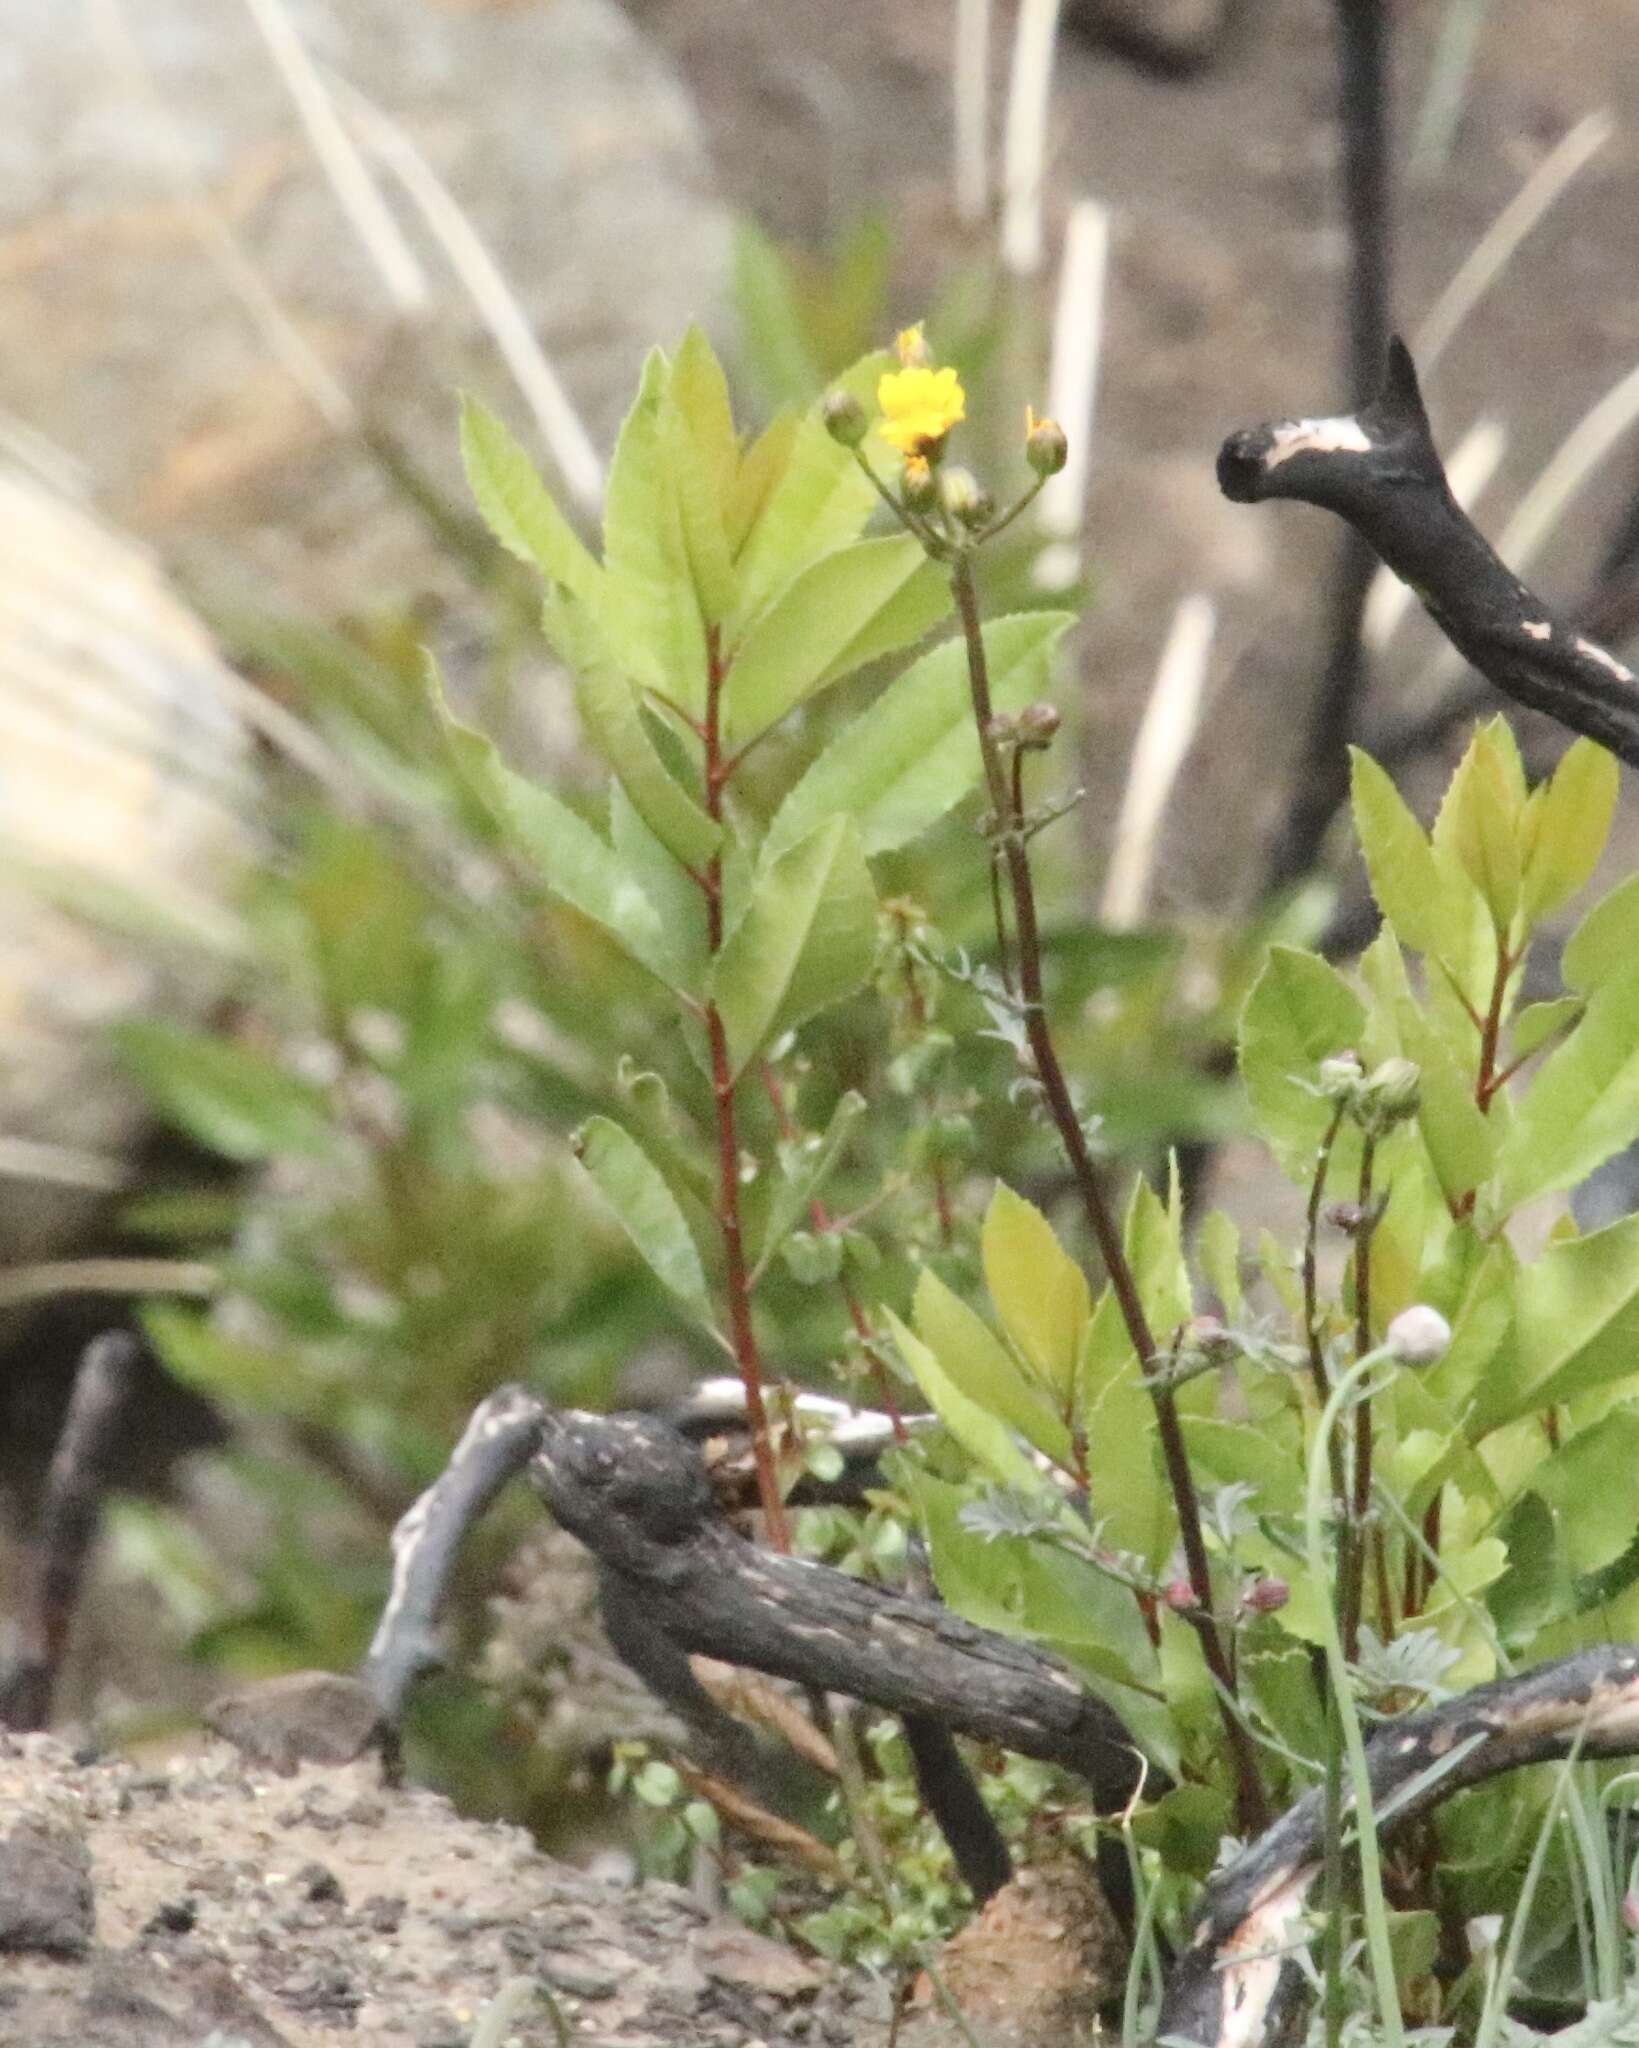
[1243,1578,1290,1614]
[1622,1893,1639,1936]
[1164,1579,1195,1614]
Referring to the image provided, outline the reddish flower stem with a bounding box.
[951,554,1268,1836]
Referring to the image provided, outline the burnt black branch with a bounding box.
[1158,1644,1639,2048]
[1221,337,1639,770]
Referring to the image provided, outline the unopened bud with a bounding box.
[1017,702,1062,751]
[1317,1051,1364,1102]
[1385,1304,1451,1367]
[1362,1057,1421,1127]
[902,453,939,511]
[1623,1893,1639,1936]
[940,465,994,529]
[1243,1578,1290,1614]
[1325,1201,1366,1234]
[1163,1579,1196,1614]
[896,324,934,369]
[822,389,868,448]
[1025,406,1069,478]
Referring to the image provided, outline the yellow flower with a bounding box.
[895,324,933,368]
[877,364,967,456]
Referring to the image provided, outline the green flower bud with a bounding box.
[1317,1051,1365,1104]
[901,453,939,512]
[1361,1056,1421,1128]
[822,388,868,448]
[1025,407,1069,477]
[939,465,994,529]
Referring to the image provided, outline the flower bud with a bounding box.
[1325,1201,1366,1234]
[1025,406,1069,477]
[901,453,939,512]
[940,465,994,529]
[1385,1304,1452,1367]
[1361,1056,1421,1127]
[1017,702,1062,751]
[1163,1578,1196,1614]
[896,323,933,369]
[822,388,868,448]
[1317,1050,1364,1103]
[1623,1893,1639,1936]
[1242,1578,1290,1614]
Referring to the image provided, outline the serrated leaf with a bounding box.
[662,388,737,625]
[886,1310,1052,1499]
[1501,1212,1639,1423]
[116,1022,332,1163]
[1447,725,1523,929]
[725,410,799,559]
[459,395,600,604]
[980,1184,1092,1400]
[603,349,707,702]
[766,612,1074,861]
[572,648,719,870]
[1520,739,1617,921]
[1563,872,1639,995]
[1495,954,1639,1208]
[573,1114,710,1314]
[1350,747,1471,967]
[913,1266,1075,1467]
[1238,946,1368,1181]
[732,353,891,629]
[710,817,877,1076]
[724,535,949,743]
[669,324,738,503]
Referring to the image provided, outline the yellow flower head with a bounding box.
[895,324,933,368]
[877,363,967,457]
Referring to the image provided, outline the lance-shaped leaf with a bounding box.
[603,349,707,702]
[1500,1211,1639,1424]
[668,324,738,504]
[571,642,720,871]
[1563,871,1639,995]
[732,352,890,629]
[662,387,737,626]
[459,395,601,605]
[710,817,877,1077]
[725,535,950,743]
[766,612,1074,862]
[116,1022,332,1163]
[913,1266,1075,1468]
[726,409,799,558]
[1443,723,1523,930]
[1495,952,1639,1209]
[886,1311,1053,1500]
[1520,738,1617,921]
[981,1183,1091,1402]
[573,1115,711,1317]
[1350,747,1476,971]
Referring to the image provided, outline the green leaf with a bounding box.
[1238,946,1367,1181]
[573,1114,710,1315]
[1445,724,1522,930]
[732,353,891,629]
[710,818,877,1076]
[1495,953,1639,1208]
[1350,747,1472,967]
[780,1231,843,1285]
[1563,872,1639,995]
[980,1184,1091,1400]
[1520,739,1617,921]
[757,1090,868,1272]
[668,324,738,503]
[571,649,720,870]
[1197,1209,1243,1320]
[459,395,601,605]
[1509,997,1582,1064]
[116,1022,332,1163]
[725,411,799,558]
[732,221,824,414]
[662,387,737,625]
[603,349,707,701]
[913,1266,1075,1468]
[766,612,1074,861]
[145,1303,328,1418]
[1503,1212,1639,1422]
[724,535,950,743]
[608,781,709,992]
[886,1310,1052,1499]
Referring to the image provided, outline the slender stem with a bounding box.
[1304,1103,1351,1515]
[1341,1130,1379,1662]
[892,910,956,1248]
[702,627,789,1550]
[1475,934,1514,1109]
[1322,1687,1347,2048]
[951,551,1269,1836]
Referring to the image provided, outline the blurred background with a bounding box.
[3,0,1638,1839]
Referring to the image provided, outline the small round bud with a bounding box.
[822,389,868,448]
[1242,1577,1290,1615]
[1385,1304,1452,1367]
[1623,1894,1639,1936]
[1183,1314,1233,1358]
[1163,1579,1196,1614]
[1025,406,1069,477]
[940,465,994,529]
[1317,1051,1365,1103]
[983,713,1019,746]
[1017,702,1063,751]
[1325,1201,1366,1234]
[901,453,939,511]
[1362,1056,1421,1127]
[896,324,933,369]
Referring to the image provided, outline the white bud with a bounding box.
[1385,1304,1451,1367]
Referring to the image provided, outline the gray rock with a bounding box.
[0,1819,94,1956]
[205,1670,386,1772]
[0,0,728,616]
